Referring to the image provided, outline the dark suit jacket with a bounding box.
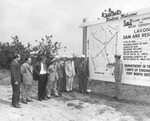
[10,60,21,84]
[33,62,41,81]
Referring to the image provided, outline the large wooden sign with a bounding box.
[82,8,150,86]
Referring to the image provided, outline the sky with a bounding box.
[0,0,150,56]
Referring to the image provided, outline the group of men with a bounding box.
[10,54,89,108]
[10,52,123,108]
[10,55,34,108]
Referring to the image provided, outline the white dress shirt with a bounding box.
[40,63,47,74]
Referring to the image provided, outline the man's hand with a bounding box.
[107,63,114,68]
[87,77,91,81]
[15,81,18,85]
[107,63,109,66]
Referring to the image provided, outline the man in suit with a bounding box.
[56,57,64,94]
[65,57,74,92]
[61,56,67,92]
[10,54,21,108]
[47,58,59,98]
[70,56,76,91]
[21,56,33,104]
[76,55,89,93]
[34,56,48,101]
[107,53,123,100]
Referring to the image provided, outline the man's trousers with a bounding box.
[66,76,73,91]
[38,74,47,99]
[115,79,122,99]
[11,82,20,106]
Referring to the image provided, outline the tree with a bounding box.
[0,35,66,69]
[31,35,66,66]
[11,36,31,65]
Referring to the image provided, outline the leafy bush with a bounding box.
[0,35,65,69]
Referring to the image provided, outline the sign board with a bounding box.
[83,8,150,86]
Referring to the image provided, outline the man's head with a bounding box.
[25,56,32,64]
[61,55,65,60]
[62,57,66,62]
[66,56,71,61]
[114,54,121,61]
[40,56,46,63]
[50,58,56,64]
[68,55,73,61]
[81,55,85,61]
[13,54,20,62]
[55,55,60,62]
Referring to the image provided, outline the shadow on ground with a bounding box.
[0,99,10,106]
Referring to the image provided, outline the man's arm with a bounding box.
[33,62,40,75]
[118,62,123,80]
[20,64,26,74]
[107,62,115,66]
[65,64,69,76]
[10,63,18,84]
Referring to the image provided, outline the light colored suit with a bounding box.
[71,61,76,77]
[65,60,74,91]
[48,64,58,81]
[108,59,123,99]
[113,60,123,99]
[57,61,64,92]
[21,63,33,84]
[65,61,73,77]
[47,63,59,97]
[21,63,33,100]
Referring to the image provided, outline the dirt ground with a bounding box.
[0,69,150,121]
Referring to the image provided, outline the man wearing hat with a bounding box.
[65,56,74,92]
[56,56,64,94]
[46,57,59,98]
[76,55,89,93]
[107,53,123,100]
[61,55,67,92]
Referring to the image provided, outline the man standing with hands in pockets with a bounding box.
[21,56,33,104]
[10,54,22,108]
[107,53,123,100]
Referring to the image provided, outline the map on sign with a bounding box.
[89,24,119,75]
